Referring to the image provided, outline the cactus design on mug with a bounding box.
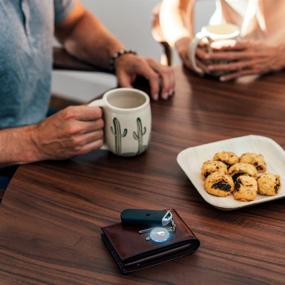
[133,118,147,155]
[110,118,128,155]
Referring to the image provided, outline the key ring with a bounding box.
[162,210,173,226]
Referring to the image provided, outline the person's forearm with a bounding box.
[160,0,194,46]
[59,11,124,70]
[0,125,39,167]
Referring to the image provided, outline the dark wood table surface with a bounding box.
[0,66,285,285]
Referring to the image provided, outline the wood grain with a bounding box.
[0,67,284,285]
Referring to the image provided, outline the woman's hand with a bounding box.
[175,37,209,73]
[200,40,285,81]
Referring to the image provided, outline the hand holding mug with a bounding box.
[188,23,240,76]
[200,40,285,81]
[32,106,104,160]
[31,87,152,160]
[175,37,209,73]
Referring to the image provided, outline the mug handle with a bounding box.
[88,99,109,150]
[188,32,207,75]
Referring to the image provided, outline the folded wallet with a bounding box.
[101,209,200,274]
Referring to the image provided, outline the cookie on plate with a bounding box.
[201,160,228,179]
[204,172,234,197]
[233,175,258,202]
[257,173,281,196]
[240,152,266,172]
[228,163,257,181]
[213,151,239,167]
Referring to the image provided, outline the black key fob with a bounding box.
[121,209,172,227]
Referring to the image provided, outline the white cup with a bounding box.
[189,23,240,75]
[89,88,151,157]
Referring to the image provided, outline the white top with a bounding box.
[159,0,285,45]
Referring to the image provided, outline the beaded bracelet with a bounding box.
[109,49,137,71]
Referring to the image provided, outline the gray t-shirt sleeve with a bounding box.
[54,0,77,23]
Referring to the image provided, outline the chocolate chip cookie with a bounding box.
[204,172,234,197]
[257,173,281,196]
[233,175,258,201]
[228,163,257,181]
[201,160,228,179]
[240,152,266,172]
[213,151,239,167]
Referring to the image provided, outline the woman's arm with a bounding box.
[159,0,209,72]
[159,0,194,46]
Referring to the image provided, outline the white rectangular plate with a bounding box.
[177,135,285,210]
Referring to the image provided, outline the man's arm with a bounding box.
[55,2,175,100]
[55,3,123,70]
[0,106,104,167]
[0,125,39,167]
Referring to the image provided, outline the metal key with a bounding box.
[138,219,176,235]
[138,227,154,234]
[138,208,177,240]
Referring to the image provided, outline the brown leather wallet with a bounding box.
[101,209,200,274]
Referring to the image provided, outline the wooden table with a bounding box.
[0,66,284,285]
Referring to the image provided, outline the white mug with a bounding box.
[189,23,240,75]
[89,88,151,157]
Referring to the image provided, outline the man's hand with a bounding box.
[200,40,285,81]
[115,54,175,101]
[32,106,104,160]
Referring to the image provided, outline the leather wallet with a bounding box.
[101,209,200,274]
